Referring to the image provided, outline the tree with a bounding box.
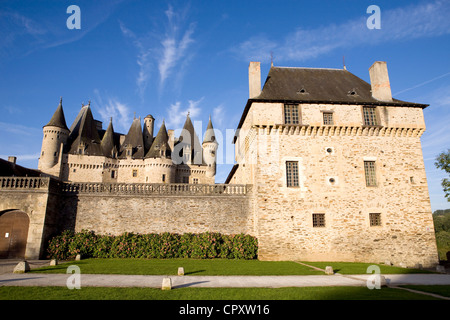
[435,149,450,202]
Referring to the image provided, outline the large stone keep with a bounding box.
[227,61,439,268]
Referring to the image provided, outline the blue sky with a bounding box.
[1,0,449,211]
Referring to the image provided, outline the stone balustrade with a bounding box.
[0,177,49,189]
[61,182,251,196]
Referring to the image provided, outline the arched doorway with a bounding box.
[0,210,30,259]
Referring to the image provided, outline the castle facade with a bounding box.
[0,60,439,268]
[38,101,218,185]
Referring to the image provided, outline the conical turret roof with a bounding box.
[101,119,116,157]
[44,98,69,131]
[203,116,217,144]
[67,104,103,156]
[119,116,145,158]
[179,114,202,164]
[146,121,171,158]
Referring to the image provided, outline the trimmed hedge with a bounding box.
[46,230,258,260]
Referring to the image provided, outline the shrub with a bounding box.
[46,231,258,260]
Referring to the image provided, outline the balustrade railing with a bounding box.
[61,182,251,196]
[0,177,49,189]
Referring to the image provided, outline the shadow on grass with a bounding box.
[184,270,206,275]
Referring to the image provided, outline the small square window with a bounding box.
[313,213,326,227]
[369,213,382,226]
[132,169,138,177]
[193,178,199,184]
[323,112,334,125]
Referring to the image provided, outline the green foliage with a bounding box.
[46,231,258,260]
[435,149,450,202]
[433,209,450,260]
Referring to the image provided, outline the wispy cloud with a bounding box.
[93,90,132,134]
[165,97,203,129]
[232,1,450,63]
[120,4,196,98]
[0,121,41,137]
[0,2,123,61]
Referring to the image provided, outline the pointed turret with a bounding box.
[120,116,145,158]
[202,116,218,179]
[146,121,171,158]
[179,113,202,164]
[67,104,103,156]
[38,98,70,175]
[101,118,118,157]
[44,97,69,131]
[203,116,217,143]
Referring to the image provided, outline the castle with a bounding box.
[37,100,218,185]
[0,60,439,269]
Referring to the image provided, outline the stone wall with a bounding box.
[231,100,439,268]
[60,182,253,236]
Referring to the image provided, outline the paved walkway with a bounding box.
[2,272,450,289]
[1,259,450,291]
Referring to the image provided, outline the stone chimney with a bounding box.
[369,61,392,102]
[8,156,17,165]
[249,61,261,98]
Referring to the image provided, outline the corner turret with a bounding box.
[38,98,70,178]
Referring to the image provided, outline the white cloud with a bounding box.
[165,97,203,129]
[120,4,196,98]
[232,1,450,63]
[93,90,132,134]
[212,104,225,127]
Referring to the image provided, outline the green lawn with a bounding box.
[31,258,325,275]
[30,258,433,275]
[0,286,442,300]
[301,261,433,274]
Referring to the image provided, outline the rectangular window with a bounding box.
[364,161,377,186]
[162,174,166,182]
[193,178,199,184]
[313,213,326,227]
[369,213,382,226]
[111,170,116,178]
[132,169,138,177]
[363,106,377,126]
[286,161,299,187]
[284,104,299,125]
[182,176,189,183]
[323,112,334,125]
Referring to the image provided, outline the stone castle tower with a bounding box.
[227,61,438,267]
[38,101,217,184]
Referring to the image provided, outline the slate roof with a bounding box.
[203,116,217,144]
[44,98,69,131]
[146,121,170,158]
[119,117,145,158]
[236,66,428,132]
[65,105,103,156]
[0,158,41,177]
